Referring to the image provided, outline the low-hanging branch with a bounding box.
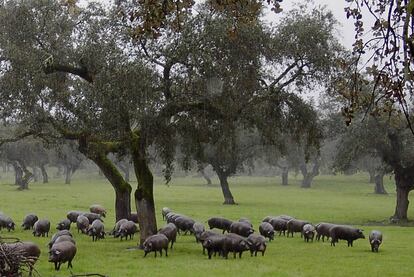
[43,62,94,83]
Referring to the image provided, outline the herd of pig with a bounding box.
[0,206,383,273]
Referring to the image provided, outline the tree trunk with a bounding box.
[65,165,72,184]
[130,133,157,247]
[374,174,387,194]
[12,161,23,186]
[393,186,410,221]
[200,168,212,185]
[281,167,289,186]
[300,160,320,189]
[368,170,375,183]
[40,164,48,183]
[15,160,32,190]
[118,163,130,183]
[217,172,236,205]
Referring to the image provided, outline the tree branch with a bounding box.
[43,62,94,83]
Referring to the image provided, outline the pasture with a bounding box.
[0,171,413,277]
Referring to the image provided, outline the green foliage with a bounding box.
[0,172,413,276]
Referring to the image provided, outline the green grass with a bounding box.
[0,171,413,277]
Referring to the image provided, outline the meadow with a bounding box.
[0,171,413,277]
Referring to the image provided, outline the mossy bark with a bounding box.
[130,132,157,247]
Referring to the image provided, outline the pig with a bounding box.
[128,212,139,223]
[222,233,251,259]
[82,212,102,224]
[56,219,71,231]
[369,230,383,252]
[262,216,275,223]
[0,214,15,231]
[247,234,267,256]
[302,224,316,242]
[89,204,106,217]
[238,218,253,227]
[166,213,183,225]
[158,223,178,249]
[259,222,275,241]
[286,219,309,237]
[329,225,365,247]
[269,217,288,236]
[66,211,85,223]
[115,221,137,241]
[48,241,77,271]
[174,216,195,234]
[21,214,38,230]
[197,230,222,254]
[87,219,105,241]
[229,222,254,237]
[162,207,172,221]
[6,241,41,276]
[33,219,51,237]
[193,222,206,242]
[53,235,76,246]
[76,215,89,234]
[48,230,72,249]
[202,233,226,259]
[315,222,337,242]
[143,234,169,258]
[109,218,128,236]
[207,217,233,234]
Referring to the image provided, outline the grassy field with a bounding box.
[0,171,413,277]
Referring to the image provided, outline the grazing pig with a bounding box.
[286,219,309,237]
[302,224,316,242]
[269,217,288,236]
[247,234,267,256]
[128,212,139,223]
[229,222,254,237]
[202,233,226,259]
[76,215,89,234]
[329,225,365,247]
[33,219,51,237]
[259,222,275,241]
[48,230,73,249]
[87,219,105,241]
[315,222,336,242]
[22,214,38,230]
[143,234,169,258]
[193,222,205,242]
[89,204,106,217]
[0,214,15,231]
[162,207,172,221]
[175,216,195,235]
[48,241,77,271]
[109,219,128,236]
[158,223,178,249]
[222,233,251,259]
[369,230,383,252]
[278,215,295,221]
[115,221,137,241]
[54,235,76,246]
[207,217,233,234]
[66,211,85,223]
[239,218,253,227]
[166,213,183,225]
[197,230,221,254]
[82,212,102,224]
[262,216,276,223]
[6,241,41,275]
[56,219,71,231]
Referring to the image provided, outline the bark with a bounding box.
[65,165,72,185]
[200,168,212,185]
[40,164,48,184]
[374,173,387,194]
[281,166,289,186]
[393,186,410,221]
[217,171,236,205]
[300,160,320,188]
[13,160,32,190]
[12,161,23,186]
[130,133,157,247]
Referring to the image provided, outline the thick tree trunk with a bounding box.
[12,161,23,186]
[65,165,72,184]
[393,186,410,221]
[13,160,32,190]
[130,133,157,247]
[374,174,387,194]
[40,164,48,183]
[300,161,319,189]
[200,168,212,185]
[281,167,289,186]
[217,172,236,205]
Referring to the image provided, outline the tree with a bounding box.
[343,1,414,132]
